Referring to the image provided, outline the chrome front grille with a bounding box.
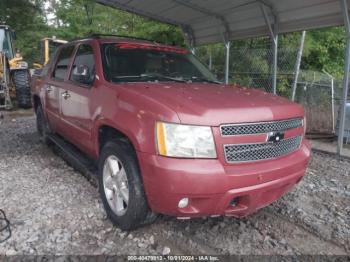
[224,136,302,163]
[220,118,303,136]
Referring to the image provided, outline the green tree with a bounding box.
[0,0,49,64]
[302,27,345,79]
[49,0,184,46]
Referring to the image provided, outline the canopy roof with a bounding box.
[97,0,346,46]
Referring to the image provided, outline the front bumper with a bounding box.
[137,139,311,218]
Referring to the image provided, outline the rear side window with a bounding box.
[70,44,95,86]
[52,45,75,81]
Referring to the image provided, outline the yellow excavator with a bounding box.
[0,25,31,109]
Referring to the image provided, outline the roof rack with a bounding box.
[87,33,159,44]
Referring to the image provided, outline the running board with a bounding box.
[48,134,98,187]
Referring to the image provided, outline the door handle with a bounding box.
[45,85,53,93]
[61,91,71,99]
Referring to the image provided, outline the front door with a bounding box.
[59,43,96,155]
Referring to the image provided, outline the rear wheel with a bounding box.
[13,70,32,109]
[98,139,155,230]
[36,105,51,145]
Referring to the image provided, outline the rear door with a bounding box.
[45,45,75,132]
[59,43,96,155]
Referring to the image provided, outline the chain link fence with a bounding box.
[293,71,342,134]
[197,41,342,135]
[230,47,298,96]
[230,45,344,135]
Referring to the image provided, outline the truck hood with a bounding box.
[124,82,304,126]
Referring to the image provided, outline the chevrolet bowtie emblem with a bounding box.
[267,131,285,143]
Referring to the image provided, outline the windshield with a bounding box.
[0,29,14,58]
[102,43,219,84]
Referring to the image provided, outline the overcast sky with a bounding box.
[44,1,55,25]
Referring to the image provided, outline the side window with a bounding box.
[70,44,95,86]
[52,45,75,81]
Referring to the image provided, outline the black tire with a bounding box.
[13,70,32,109]
[36,105,51,145]
[98,139,154,230]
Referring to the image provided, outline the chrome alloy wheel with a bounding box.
[103,155,129,216]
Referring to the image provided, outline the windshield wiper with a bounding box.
[112,73,187,83]
[188,76,222,84]
[140,73,187,83]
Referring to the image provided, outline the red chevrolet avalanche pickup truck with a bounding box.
[31,35,311,230]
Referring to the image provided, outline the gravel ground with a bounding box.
[0,111,349,256]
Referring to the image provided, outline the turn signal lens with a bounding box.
[156,122,167,155]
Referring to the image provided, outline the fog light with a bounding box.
[178,198,189,208]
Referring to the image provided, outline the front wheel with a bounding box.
[98,140,154,230]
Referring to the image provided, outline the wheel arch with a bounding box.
[97,123,139,156]
[32,94,41,112]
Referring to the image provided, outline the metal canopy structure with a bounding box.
[98,0,345,45]
[97,0,350,155]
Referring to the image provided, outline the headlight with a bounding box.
[156,122,217,158]
[303,116,307,135]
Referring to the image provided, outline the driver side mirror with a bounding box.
[72,64,94,85]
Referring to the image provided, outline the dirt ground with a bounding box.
[0,111,349,256]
